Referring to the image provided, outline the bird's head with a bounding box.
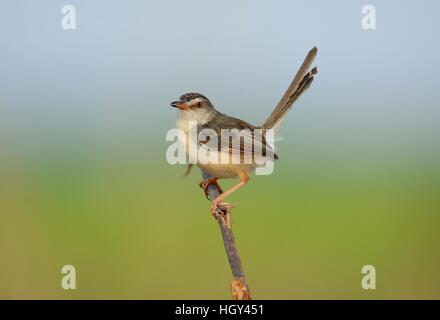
[171,93,217,123]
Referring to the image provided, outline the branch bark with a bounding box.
[201,170,252,300]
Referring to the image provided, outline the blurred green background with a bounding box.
[1,1,439,299]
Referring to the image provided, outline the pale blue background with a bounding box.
[1,1,439,160]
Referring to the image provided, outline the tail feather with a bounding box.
[262,47,318,129]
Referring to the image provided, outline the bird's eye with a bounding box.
[197,102,202,107]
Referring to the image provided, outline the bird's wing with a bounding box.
[262,47,318,130]
[199,115,278,163]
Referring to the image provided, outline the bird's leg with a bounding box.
[199,177,231,227]
[199,177,223,200]
[211,173,249,218]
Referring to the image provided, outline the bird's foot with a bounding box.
[211,200,234,228]
[211,201,234,214]
[199,177,223,199]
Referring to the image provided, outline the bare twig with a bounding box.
[201,170,252,300]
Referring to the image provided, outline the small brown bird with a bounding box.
[171,47,318,214]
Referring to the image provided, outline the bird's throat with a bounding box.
[177,108,216,126]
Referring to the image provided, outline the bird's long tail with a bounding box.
[262,47,318,130]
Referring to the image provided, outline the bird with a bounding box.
[170,47,318,215]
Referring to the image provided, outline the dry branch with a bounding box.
[201,170,252,300]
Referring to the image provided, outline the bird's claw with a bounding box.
[199,177,223,199]
[211,201,234,214]
[211,201,234,228]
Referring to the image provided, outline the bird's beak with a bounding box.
[170,101,189,110]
